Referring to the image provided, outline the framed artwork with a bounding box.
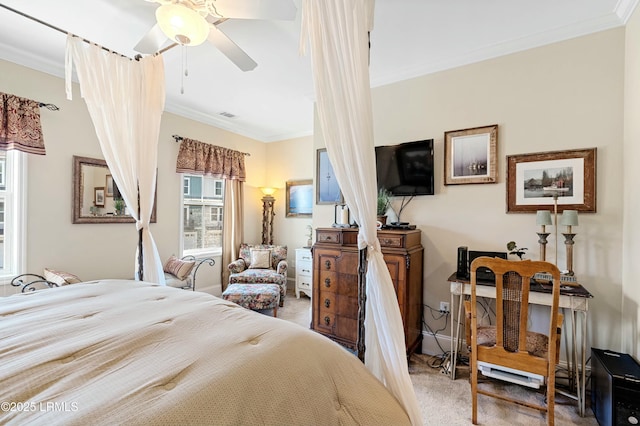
[286,179,313,217]
[94,187,105,207]
[444,124,498,185]
[105,174,114,197]
[506,148,597,213]
[316,148,344,204]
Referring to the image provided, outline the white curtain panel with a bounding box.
[65,36,166,284]
[301,1,422,424]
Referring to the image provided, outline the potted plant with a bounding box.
[114,198,125,216]
[377,188,391,225]
[507,241,528,260]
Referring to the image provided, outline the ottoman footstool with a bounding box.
[222,284,281,317]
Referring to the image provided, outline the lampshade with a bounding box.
[559,210,579,226]
[536,210,552,226]
[260,187,276,196]
[156,3,209,46]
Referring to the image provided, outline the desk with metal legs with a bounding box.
[447,273,592,416]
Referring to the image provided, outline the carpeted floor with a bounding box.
[276,290,598,425]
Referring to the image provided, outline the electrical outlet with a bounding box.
[439,301,450,313]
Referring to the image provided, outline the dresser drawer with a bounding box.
[378,234,404,248]
[316,312,335,333]
[318,271,337,293]
[316,229,341,244]
[296,250,313,263]
[297,278,312,290]
[297,260,312,277]
[318,292,336,313]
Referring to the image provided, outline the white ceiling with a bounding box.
[0,0,635,142]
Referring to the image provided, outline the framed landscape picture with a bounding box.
[286,179,313,217]
[506,148,597,213]
[444,124,498,185]
[94,187,105,207]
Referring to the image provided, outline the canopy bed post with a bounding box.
[357,247,367,362]
[138,188,143,281]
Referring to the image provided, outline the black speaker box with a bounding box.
[456,246,468,279]
[591,348,640,426]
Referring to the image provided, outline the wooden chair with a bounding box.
[468,257,562,426]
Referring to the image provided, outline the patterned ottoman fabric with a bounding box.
[228,270,287,306]
[222,284,281,317]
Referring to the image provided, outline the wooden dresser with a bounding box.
[311,227,424,355]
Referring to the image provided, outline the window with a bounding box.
[182,174,224,255]
[0,151,26,281]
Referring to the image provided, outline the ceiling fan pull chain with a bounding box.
[180,44,189,95]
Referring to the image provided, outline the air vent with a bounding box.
[219,111,236,118]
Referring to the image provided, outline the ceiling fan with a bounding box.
[135,0,297,71]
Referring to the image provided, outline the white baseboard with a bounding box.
[421,331,459,357]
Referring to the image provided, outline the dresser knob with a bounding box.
[382,238,392,245]
[324,316,330,325]
[324,299,331,308]
[324,260,331,269]
[324,277,331,287]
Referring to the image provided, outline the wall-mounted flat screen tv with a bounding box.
[375,139,434,196]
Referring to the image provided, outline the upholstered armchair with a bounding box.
[228,244,288,306]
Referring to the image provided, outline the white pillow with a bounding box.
[249,249,272,269]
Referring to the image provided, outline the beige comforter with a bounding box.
[0,280,410,425]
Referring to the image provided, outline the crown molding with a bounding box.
[615,0,640,23]
[163,102,313,143]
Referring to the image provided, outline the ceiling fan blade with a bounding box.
[134,23,168,54]
[211,0,296,20]
[207,24,258,72]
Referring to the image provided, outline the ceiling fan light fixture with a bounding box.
[156,3,209,46]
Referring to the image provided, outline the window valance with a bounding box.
[0,92,46,155]
[176,138,246,181]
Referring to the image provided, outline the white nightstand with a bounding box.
[295,248,313,299]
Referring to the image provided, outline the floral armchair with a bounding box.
[228,244,288,306]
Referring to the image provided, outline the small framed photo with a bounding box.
[316,148,344,204]
[506,148,597,213]
[286,179,313,217]
[105,174,114,197]
[94,187,105,207]
[444,124,498,185]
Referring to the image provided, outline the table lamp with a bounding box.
[559,209,578,276]
[536,210,552,261]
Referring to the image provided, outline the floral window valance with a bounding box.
[0,92,46,155]
[176,138,246,181]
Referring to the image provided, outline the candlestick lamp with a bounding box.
[560,209,579,276]
[536,210,552,261]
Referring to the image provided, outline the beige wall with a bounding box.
[623,9,640,358]
[0,25,634,357]
[311,28,626,355]
[264,136,314,287]
[0,58,267,295]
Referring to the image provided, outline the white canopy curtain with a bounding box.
[301,1,422,424]
[65,36,166,284]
